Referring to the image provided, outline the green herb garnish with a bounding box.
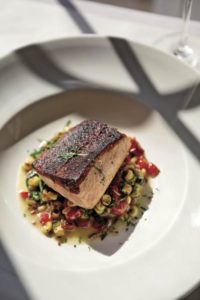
[30,148,43,159]
[140,206,147,211]
[100,232,108,240]
[46,140,55,148]
[30,140,55,159]
[61,152,87,160]
[63,237,68,243]
[39,180,44,193]
[30,191,41,201]
[65,120,72,127]
[82,209,92,218]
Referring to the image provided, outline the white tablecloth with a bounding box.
[1,0,200,58]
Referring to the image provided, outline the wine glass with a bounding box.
[173,0,198,66]
[154,0,198,68]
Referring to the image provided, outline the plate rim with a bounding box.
[0,33,200,78]
[0,34,200,300]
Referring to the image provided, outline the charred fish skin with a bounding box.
[33,120,126,193]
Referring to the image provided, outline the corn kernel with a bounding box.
[132,184,142,198]
[102,194,112,206]
[120,213,129,222]
[125,170,134,181]
[37,205,46,212]
[122,184,132,195]
[42,190,58,202]
[23,156,35,172]
[53,225,65,237]
[130,157,137,164]
[126,196,132,205]
[124,164,135,171]
[129,206,140,219]
[28,176,41,188]
[68,201,76,207]
[94,202,105,215]
[52,212,60,219]
[27,199,37,207]
[41,221,52,234]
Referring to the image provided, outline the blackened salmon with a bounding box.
[33,120,131,209]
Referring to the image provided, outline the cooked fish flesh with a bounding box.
[33,120,131,209]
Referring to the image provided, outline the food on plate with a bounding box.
[33,120,131,209]
[18,120,159,244]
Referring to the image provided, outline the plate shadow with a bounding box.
[0,89,152,151]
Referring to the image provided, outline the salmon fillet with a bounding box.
[33,120,131,209]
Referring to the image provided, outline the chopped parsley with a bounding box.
[82,209,92,218]
[30,148,44,159]
[30,140,54,159]
[39,181,44,193]
[65,120,71,127]
[100,232,107,240]
[63,237,68,243]
[61,152,87,160]
[29,191,41,201]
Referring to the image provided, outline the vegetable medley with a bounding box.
[19,122,159,243]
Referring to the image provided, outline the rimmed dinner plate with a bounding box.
[0,35,200,300]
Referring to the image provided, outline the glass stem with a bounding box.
[179,0,193,48]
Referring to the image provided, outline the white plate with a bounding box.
[0,35,200,300]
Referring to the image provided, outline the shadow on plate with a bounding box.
[88,225,136,256]
[0,89,152,151]
[88,182,152,256]
[0,239,30,300]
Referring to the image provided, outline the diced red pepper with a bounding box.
[63,207,82,221]
[112,185,119,194]
[39,212,51,225]
[77,219,91,228]
[61,219,75,231]
[147,163,160,177]
[136,156,149,171]
[111,200,129,216]
[130,139,138,149]
[130,139,144,157]
[18,190,29,200]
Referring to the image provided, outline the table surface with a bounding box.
[1,0,200,59]
[90,0,200,21]
[0,1,200,300]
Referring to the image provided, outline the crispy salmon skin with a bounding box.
[33,120,131,208]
